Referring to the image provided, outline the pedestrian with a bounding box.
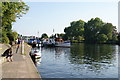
[15,38,18,44]
[6,47,13,62]
[16,38,21,53]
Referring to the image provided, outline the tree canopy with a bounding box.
[84,17,104,43]
[1,1,29,44]
[64,20,85,41]
[64,17,118,43]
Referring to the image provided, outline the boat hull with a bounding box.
[42,43,55,47]
[55,42,71,48]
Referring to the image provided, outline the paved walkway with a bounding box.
[2,44,41,79]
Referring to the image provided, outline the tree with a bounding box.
[54,33,65,38]
[64,20,85,41]
[41,33,48,39]
[118,32,120,45]
[1,1,29,44]
[2,2,29,29]
[7,31,18,41]
[97,34,108,43]
[84,17,117,43]
[0,28,9,43]
[100,23,113,40]
[84,17,104,43]
[112,26,118,41]
[12,31,18,41]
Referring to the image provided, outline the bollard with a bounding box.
[21,40,24,55]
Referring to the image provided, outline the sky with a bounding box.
[12,1,119,37]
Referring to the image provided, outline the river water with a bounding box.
[36,43,119,78]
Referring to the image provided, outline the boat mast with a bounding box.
[52,29,55,38]
[37,31,39,38]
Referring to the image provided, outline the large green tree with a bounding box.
[64,17,117,43]
[2,2,29,29]
[1,1,29,43]
[64,20,85,41]
[84,17,117,43]
[84,17,104,43]
[98,23,117,42]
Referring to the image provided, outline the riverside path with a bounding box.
[2,43,41,79]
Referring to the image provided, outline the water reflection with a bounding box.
[36,43,118,78]
[70,43,118,74]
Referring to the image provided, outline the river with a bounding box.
[35,43,119,78]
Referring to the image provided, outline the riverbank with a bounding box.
[70,40,119,45]
[2,43,41,79]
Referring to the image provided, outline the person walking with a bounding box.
[16,38,21,53]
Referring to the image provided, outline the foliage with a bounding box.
[1,1,29,44]
[100,23,118,41]
[111,26,118,41]
[118,32,120,44]
[64,20,85,41]
[0,28,2,43]
[41,33,48,39]
[97,34,108,43]
[0,29,9,43]
[64,17,118,43]
[51,33,65,39]
[11,31,18,41]
[76,36,84,41]
[84,17,117,43]
[7,31,18,41]
[84,17,104,43]
[2,2,29,29]
[2,35,9,43]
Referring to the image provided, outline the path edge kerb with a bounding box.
[25,43,41,78]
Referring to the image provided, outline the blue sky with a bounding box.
[12,1,118,37]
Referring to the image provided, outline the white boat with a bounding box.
[30,48,41,59]
[42,38,55,47]
[42,38,71,47]
[55,41,71,47]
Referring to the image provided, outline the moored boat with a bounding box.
[55,38,71,47]
[55,41,71,47]
[42,38,55,47]
[42,38,71,47]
